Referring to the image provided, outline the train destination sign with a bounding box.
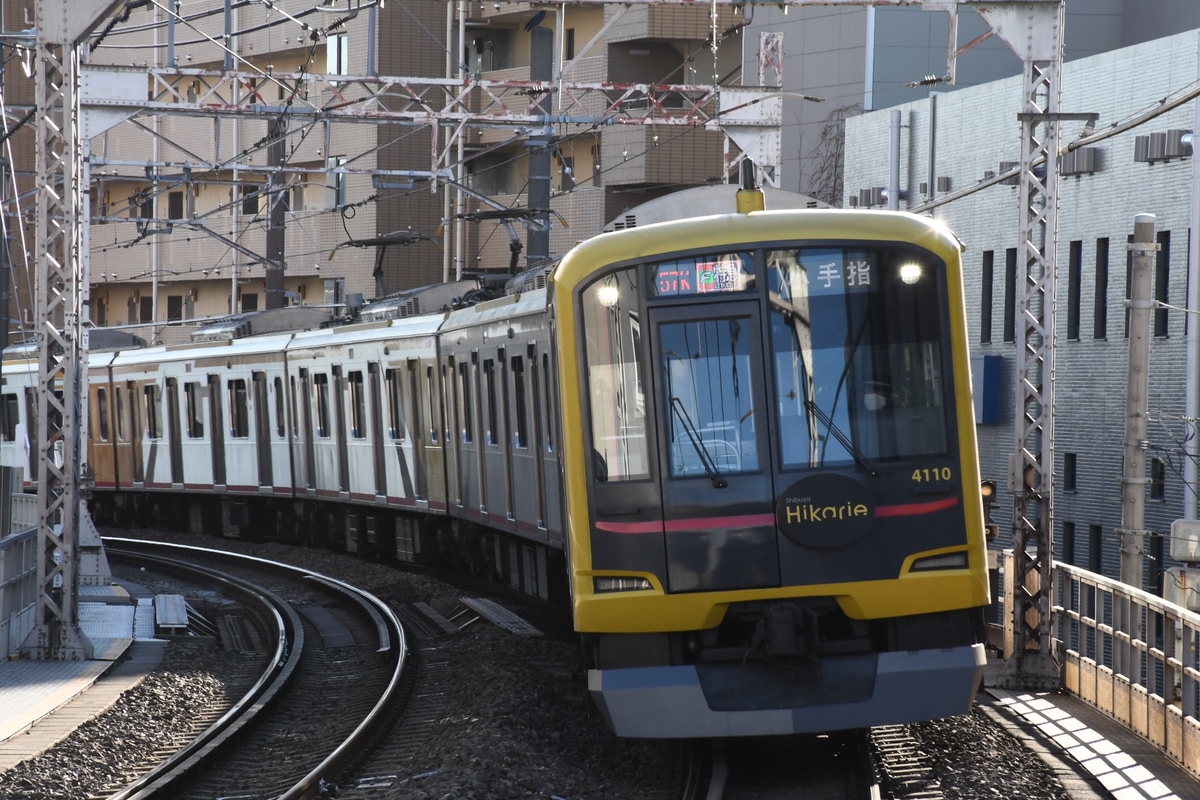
[652,253,753,297]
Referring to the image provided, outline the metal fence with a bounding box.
[1024,555,1200,778]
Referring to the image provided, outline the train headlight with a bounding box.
[909,552,970,571]
[593,576,653,593]
[899,262,923,285]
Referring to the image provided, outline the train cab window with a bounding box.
[348,370,366,439]
[115,387,127,441]
[184,381,204,438]
[767,246,949,468]
[314,374,331,438]
[228,379,249,438]
[511,355,528,449]
[144,385,162,439]
[659,318,760,477]
[274,377,286,437]
[581,267,648,481]
[0,393,16,441]
[96,389,110,441]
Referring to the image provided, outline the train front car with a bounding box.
[553,205,989,738]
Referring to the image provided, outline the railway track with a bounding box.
[102,538,407,799]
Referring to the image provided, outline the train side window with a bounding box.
[184,381,204,438]
[386,368,405,440]
[96,389,110,441]
[228,379,249,438]
[115,387,127,441]
[290,376,300,437]
[274,377,286,437]
[458,361,473,443]
[511,355,528,449]
[581,268,648,481]
[144,385,162,439]
[314,373,331,438]
[540,352,555,453]
[425,365,438,443]
[0,393,16,441]
[483,358,498,445]
[349,370,366,439]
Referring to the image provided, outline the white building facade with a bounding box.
[844,28,1200,590]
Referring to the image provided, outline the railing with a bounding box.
[997,551,1200,778]
[10,493,37,533]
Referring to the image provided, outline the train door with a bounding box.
[208,374,226,487]
[332,365,349,493]
[406,361,429,501]
[165,378,184,485]
[480,351,508,523]
[498,350,516,523]
[445,356,464,510]
[647,302,779,592]
[125,381,144,484]
[298,369,315,489]
[252,372,272,487]
[509,349,541,533]
[531,345,561,539]
[368,363,386,499]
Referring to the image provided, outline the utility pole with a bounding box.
[526,25,553,269]
[265,117,287,309]
[1116,213,1156,683]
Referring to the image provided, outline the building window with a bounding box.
[326,156,347,209]
[140,296,153,324]
[1094,237,1109,340]
[242,185,259,216]
[326,32,349,75]
[167,295,183,324]
[1062,521,1075,566]
[1067,240,1081,341]
[168,190,184,220]
[1088,524,1102,573]
[565,28,575,60]
[242,293,259,312]
[1063,452,1076,491]
[980,250,993,345]
[0,393,17,441]
[1003,247,1016,343]
[1150,457,1165,500]
[1155,230,1169,337]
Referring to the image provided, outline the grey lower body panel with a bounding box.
[588,643,987,738]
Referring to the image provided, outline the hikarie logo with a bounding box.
[776,473,875,548]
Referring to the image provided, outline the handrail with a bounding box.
[999,552,1200,778]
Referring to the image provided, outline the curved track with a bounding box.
[103,538,407,799]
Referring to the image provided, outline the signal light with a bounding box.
[980,480,999,541]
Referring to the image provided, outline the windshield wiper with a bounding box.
[669,397,728,489]
[804,400,880,477]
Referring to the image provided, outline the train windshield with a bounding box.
[768,245,949,469]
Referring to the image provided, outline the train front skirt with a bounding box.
[587,643,987,738]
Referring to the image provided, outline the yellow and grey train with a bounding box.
[1,189,990,738]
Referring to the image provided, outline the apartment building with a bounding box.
[1,1,743,345]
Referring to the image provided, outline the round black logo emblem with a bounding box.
[776,473,875,548]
